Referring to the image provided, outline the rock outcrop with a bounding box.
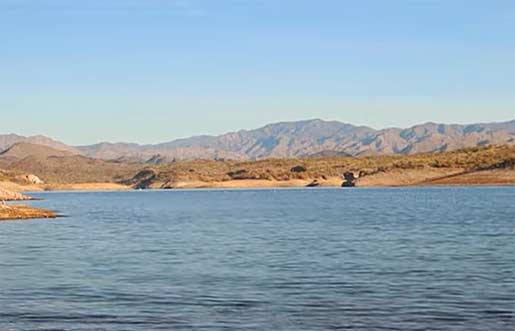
[342,172,358,187]
[306,179,320,187]
[121,169,157,189]
[0,204,56,220]
[0,187,54,220]
[18,174,44,184]
[0,187,32,201]
[146,154,166,165]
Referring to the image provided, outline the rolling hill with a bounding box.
[0,143,141,184]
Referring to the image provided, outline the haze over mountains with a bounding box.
[1,119,514,162]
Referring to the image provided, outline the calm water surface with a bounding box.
[0,187,513,330]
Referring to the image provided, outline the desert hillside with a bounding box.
[0,143,513,189]
[126,144,515,188]
[0,143,141,184]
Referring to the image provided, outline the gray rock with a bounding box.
[342,172,358,187]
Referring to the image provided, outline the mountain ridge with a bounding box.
[1,119,514,161]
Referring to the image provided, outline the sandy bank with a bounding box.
[419,169,515,186]
[150,177,344,189]
[356,169,465,187]
[148,169,515,189]
[42,183,131,191]
[1,181,130,192]
[3,169,515,193]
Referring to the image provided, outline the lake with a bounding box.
[0,187,513,330]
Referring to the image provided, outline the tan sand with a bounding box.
[2,181,131,192]
[151,177,344,189]
[0,181,42,193]
[356,168,465,187]
[418,169,515,186]
[43,182,131,191]
[148,169,515,188]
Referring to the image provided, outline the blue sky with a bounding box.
[1,0,514,145]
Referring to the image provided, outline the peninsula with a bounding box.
[0,188,56,221]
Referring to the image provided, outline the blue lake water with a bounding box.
[0,187,513,330]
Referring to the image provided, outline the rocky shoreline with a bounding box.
[0,204,56,221]
[0,187,56,221]
[0,187,33,201]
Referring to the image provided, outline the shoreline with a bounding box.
[2,169,513,221]
[0,187,57,221]
[0,204,57,221]
[12,169,515,192]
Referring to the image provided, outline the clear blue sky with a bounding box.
[1,0,514,145]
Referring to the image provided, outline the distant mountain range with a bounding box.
[1,119,514,162]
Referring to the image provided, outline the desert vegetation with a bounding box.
[124,145,515,188]
[0,144,514,189]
